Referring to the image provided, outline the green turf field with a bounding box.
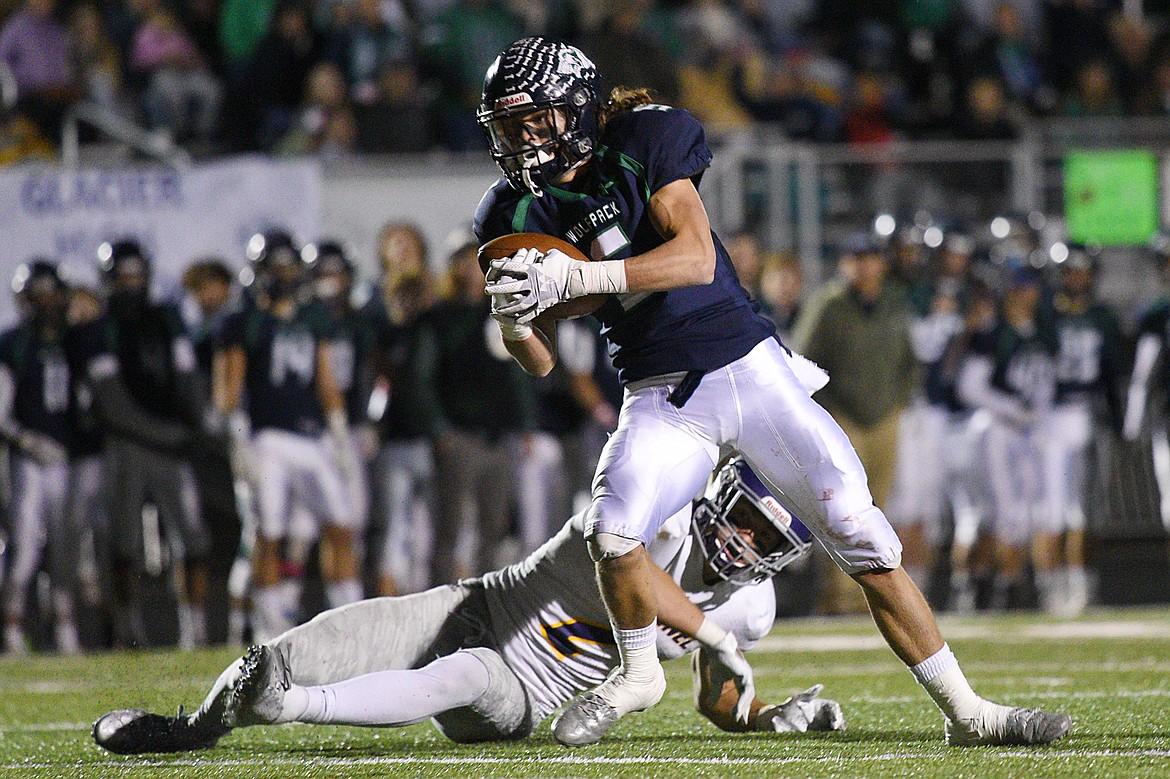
[2,607,1169,778]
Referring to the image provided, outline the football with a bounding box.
[478,232,606,320]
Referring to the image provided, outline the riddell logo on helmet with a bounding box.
[497,93,533,109]
[759,496,793,526]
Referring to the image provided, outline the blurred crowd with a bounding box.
[4,206,1169,655]
[5,0,1170,163]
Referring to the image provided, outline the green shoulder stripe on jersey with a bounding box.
[595,145,651,203]
[544,184,589,202]
[511,193,534,233]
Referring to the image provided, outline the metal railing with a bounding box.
[60,100,191,170]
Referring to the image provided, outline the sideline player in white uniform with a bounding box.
[215,231,363,642]
[0,261,80,654]
[1040,247,1120,615]
[93,455,843,753]
[477,37,1070,747]
[957,267,1056,609]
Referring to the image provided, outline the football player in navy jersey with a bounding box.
[215,231,362,643]
[0,260,82,654]
[304,240,377,540]
[74,240,211,649]
[475,37,1070,747]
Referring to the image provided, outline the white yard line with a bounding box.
[3,749,1170,770]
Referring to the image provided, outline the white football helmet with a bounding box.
[692,455,813,584]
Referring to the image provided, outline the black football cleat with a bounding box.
[93,707,223,754]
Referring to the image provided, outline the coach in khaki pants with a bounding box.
[792,232,915,614]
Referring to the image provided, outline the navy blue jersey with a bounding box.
[1053,301,1121,406]
[70,305,199,424]
[219,300,334,436]
[1134,299,1170,408]
[323,305,377,426]
[0,325,73,446]
[968,318,1058,410]
[474,105,775,384]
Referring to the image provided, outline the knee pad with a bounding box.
[586,532,642,562]
[431,648,532,743]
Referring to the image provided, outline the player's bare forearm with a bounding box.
[692,648,765,732]
[315,342,346,415]
[214,347,245,414]
[624,178,716,291]
[503,317,558,377]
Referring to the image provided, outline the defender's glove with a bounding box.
[701,628,756,724]
[754,685,846,732]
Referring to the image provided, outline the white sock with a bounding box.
[325,579,362,608]
[613,621,660,686]
[910,644,1005,727]
[278,652,490,726]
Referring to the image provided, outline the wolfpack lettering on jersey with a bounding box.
[0,325,73,447]
[480,510,774,721]
[968,319,1058,412]
[474,106,775,383]
[219,300,334,436]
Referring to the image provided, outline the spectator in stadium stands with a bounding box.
[965,2,1053,115]
[844,70,898,146]
[275,61,355,159]
[130,4,223,145]
[67,2,127,118]
[420,0,523,150]
[412,237,537,585]
[75,239,211,649]
[578,5,681,108]
[217,0,279,82]
[1061,59,1125,118]
[1043,0,1112,95]
[1,260,82,655]
[333,0,414,106]
[239,0,321,151]
[792,231,915,611]
[354,59,433,154]
[0,0,81,137]
[0,103,54,165]
[955,76,1020,141]
[757,252,804,343]
[181,258,244,645]
[725,231,770,312]
[369,222,438,595]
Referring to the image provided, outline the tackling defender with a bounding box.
[93,455,843,753]
[475,37,1071,747]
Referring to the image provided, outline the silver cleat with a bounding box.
[553,692,619,747]
[946,706,1072,747]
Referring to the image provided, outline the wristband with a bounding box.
[568,259,628,297]
[693,616,730,648]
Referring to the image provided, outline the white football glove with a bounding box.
[485,248,577,324]
[754,684,846,732]
[706,631,757,724]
